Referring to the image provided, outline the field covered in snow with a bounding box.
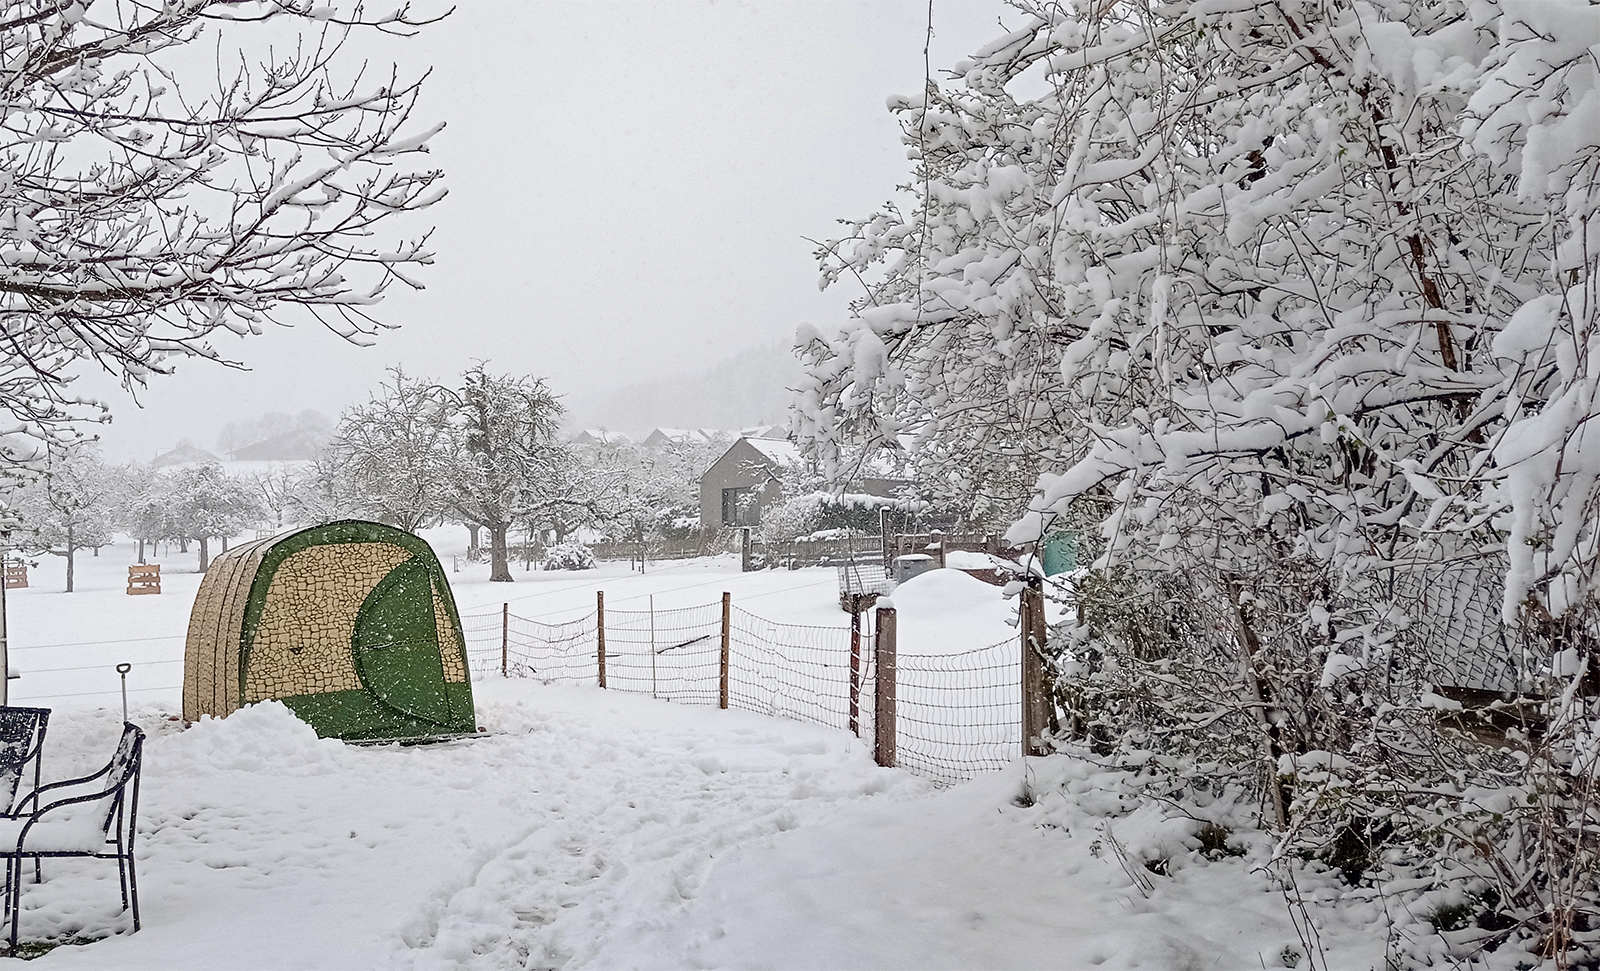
[0,533,1399,969]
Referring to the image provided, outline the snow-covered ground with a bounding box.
[0,534,1388,969]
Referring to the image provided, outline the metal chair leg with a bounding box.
[126,850,140,933]
[116,849,128,912]
[8,855,20,949]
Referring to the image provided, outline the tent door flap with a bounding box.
[352,559,455,726]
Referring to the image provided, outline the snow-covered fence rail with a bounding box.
[461,594,1038,786]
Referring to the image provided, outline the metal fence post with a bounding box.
[501,602,509,678]
[719,592,731,709]
[848,594,862,736]
[1021,582,1050,757]
[874,605,897,768]
[596,590,607,689]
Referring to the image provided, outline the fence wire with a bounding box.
[895,638,1021,785]
[605,602,722,705]
[461,599,1025,786]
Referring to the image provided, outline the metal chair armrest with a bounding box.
[8,761,114,815]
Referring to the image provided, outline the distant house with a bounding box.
[151,443,222,468]
[697,437,913,531]
[571,429,633,446]
[698,437,802,530]
[231,428,324,461]
[642,427,717,448]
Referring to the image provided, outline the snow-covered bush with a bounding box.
[541,543,596,571]
[800,0,1600,960]
[758,493,825,545]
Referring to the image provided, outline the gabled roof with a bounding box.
[231,428,324,461]
[152,443,221,468]
[744,437,801,466]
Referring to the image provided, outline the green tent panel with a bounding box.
[183,521,475,741]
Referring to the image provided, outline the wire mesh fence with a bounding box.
[460,596,1025,787]
[896,637,1021,785]
[605,602,722,705]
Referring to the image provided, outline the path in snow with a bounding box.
[19,681,923,971]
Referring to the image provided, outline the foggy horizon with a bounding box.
[79,1,1015,463]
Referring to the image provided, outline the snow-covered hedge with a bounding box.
[541,543,596,571]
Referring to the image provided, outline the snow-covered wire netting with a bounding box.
[462,601,1024,786]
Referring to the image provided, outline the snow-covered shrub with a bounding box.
[541,543,595,571]
[758,493,826,545]
[799,0,1600,961]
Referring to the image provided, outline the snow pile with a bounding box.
[888,568,1017,654]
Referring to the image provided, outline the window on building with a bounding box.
[721,486,759,527]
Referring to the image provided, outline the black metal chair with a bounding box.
[0,708,49,813]
[0,722,144,948]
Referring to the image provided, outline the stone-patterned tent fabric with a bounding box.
[183,521,475,741]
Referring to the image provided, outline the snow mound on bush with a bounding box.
[542,542,596,571]
[888,568,1017,656]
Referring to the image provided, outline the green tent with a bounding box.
[182,521,475,741]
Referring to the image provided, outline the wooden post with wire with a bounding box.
[719,592,731,710]
[596,590,607,688]
[1021,581,1051,757]
[873,604,897,767]
[500,602,509,678]
[848,594,863,736]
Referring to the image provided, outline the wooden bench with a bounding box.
[126,564,161,596]
[3,562,26,589]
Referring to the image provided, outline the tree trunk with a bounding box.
[468,524,481,557]
[179,537,189,553]
[65,524,75,593]
[138,538,145,564]
[489,524,512,582]
[221,535,228,553]
[198,536,210,573]
[93,546,99,557]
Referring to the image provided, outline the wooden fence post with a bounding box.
[848,594,863,736]
[740,528,752,573]
[1021,582,1050,757]
[874,604,897,768]
[879,507,891,569]
[501,602,509,678]
[719,592,731,710]
[596,590,607,689]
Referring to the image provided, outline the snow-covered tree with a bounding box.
[325,368,454,531]
[435,366,569,583]
[113,463,177,564]
[0,1,443,464]
[12,445,113,591]
[170,463,261,572]
[801,0,1600,955]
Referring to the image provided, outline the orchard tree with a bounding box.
[0,1,444,467]
[13,445,114,592]
[435,366,568,582]
[170,463,260,572]
[114,463,176,564]
[326,368,454,531]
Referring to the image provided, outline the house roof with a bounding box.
[744,437,801,466]
[152,443,222,468]
[231,428,324,461]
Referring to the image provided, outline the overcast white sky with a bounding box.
[86,1,1017,461]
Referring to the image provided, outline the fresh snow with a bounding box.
[2,536,1382,969]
